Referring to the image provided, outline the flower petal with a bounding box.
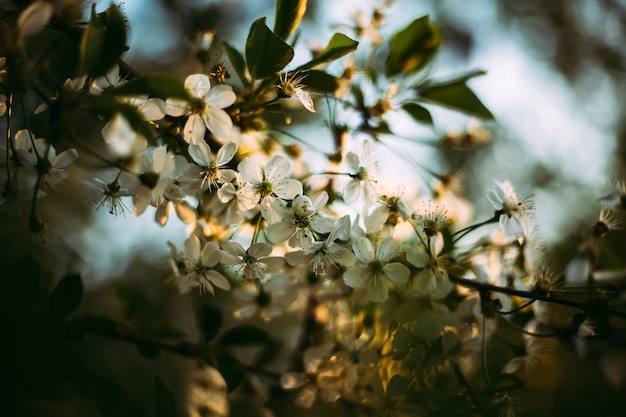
[352,236,374,263]
[184,73,211,99]
[384,262,410,284]
[274,179,303,200]
[206,84,237,108]
[203,107,233,138]
[343,266,369,288]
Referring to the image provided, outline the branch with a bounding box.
[449,275,626,319]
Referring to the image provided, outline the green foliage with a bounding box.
[246,17,294,80]
[211,349,245,393]
[223,41,250,86]
[199,303,223,341]
[274,0,308,41]
[89,96,155,141]
[385,16,441,77]
[49,274,83,317]
[79,4,128,77]
[103,73,193,101]
[154,376,178,417]
[417,71,494,120]
[298,33,359,71]
[402,102,433,126]
[299,69,339,93]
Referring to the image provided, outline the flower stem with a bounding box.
[452,215,498,243]
[482,315,498,394]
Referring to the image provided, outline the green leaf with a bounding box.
[418,71,494,120]
[245,17,294,80]
[385,16,441,77]
[223,41,250,86]
[299,70,338,93]
[79,5,105,77]
[298,33,358,71]
[274,0,307,41]
[49,274,83,317]
[402,102,433,125]
[79,4,128,77]
[199,304,223,341]
[104,73,192,101]
[154,376,177,417]
[217,324,275,346]
[213,349,245,392]
[89,96,155,141]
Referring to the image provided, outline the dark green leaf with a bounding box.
[104,73,192,101]
[154,376,177,417]
[79,4,128,77]
[298,33,358,71]
[418,72,494,120]
[79,4,105,77]
[217,324,275,346]
[245,17,294,80]
[385,16,441,77]
[274,0,307,41]
[49,274,83,317]
[213,349,245,392]
[223,41,250,86]
[199,304,223,341]
[89,96,155,141]
[402,102,433,125]
[300,70,338,93]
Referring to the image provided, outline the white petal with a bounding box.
[185,235,201,260]
[155,201,170,226]
[215,142,237,166]
[377,237,400,263]
[220,240,246,258]
[343,180,361,204]
[205,270,231,291]
[266,155,291,183]
[280,372,308,389]
[184,114,206,144]
[184,74,211,99]
[384,262,410,284]
[248,242,273,258]
[165,98,190,117]
[238,158,263,184]
[274,179,302,199]
[406,245,428,268]
[352,236,375,262]
[295,88,315,112]
[139,99,165,121]
[343,266,369,288]
[188,142,212,166]
[201,242,222,267]
[203,107,233,138]
[368,275,388,302]
[206,84,237,108]
[267,220,295,243]
[52,148,79,169]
